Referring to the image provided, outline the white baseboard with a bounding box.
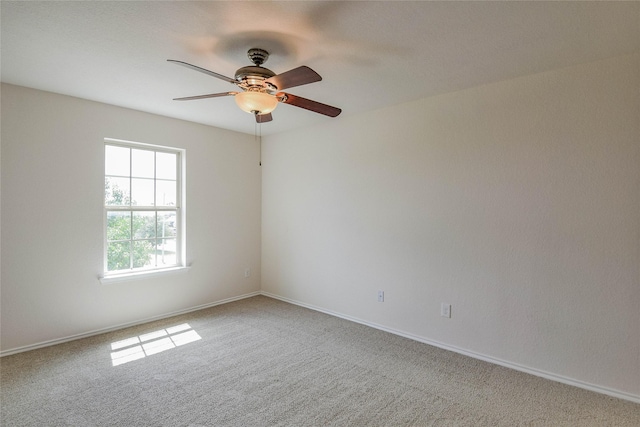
[260,291,640,404]
[0,291,261,357]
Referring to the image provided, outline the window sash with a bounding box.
[104,140,183,276]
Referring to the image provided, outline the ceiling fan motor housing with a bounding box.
[234,65,276,90]
[234,48,278,92]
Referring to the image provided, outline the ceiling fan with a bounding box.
[168,48,342,123]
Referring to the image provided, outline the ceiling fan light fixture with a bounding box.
[169,48,341,121]
[235,91,278,115]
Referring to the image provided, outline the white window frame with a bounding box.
[102,138,187,281]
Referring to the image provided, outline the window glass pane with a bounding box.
[131,178,155,206]
[156,238,177,267]
[105,177,131,206]
[107,211,131,241]
[157,212,177,238]
[108,241,131,271]
[133,211,156,239]
[132,149,155,178]
[156,180,177,207]
[105,145,130,177]
[133,240,155,268]
[156,152,176,180]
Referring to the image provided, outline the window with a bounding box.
[104,139,184,276]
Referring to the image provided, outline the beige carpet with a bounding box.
[1,296,638,426]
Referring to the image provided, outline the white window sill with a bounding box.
[99,266,191,284]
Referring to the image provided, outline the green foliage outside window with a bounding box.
[106,216,155,271]
[106,180,156,272]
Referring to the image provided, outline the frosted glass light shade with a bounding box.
[235,91,278,114]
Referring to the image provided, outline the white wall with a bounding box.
[1,84,261,352]
[262,54,640,398]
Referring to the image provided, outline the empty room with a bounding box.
[1,1,639,425]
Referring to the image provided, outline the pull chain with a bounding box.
[254,114,262,166]
[259,121,262,166]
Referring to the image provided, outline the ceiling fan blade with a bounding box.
[265,66,322,91]
[167,59,236,84]
[173,92,236,101]
[255,112,273,123]
[277,92,342,117]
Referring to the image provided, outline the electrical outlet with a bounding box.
[441,303,451,318]
[377,290,384,302]
[244,268,251,278]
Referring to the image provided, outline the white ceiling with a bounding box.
[2,1,639,136]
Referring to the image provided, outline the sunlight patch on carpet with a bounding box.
[110,323,201,366]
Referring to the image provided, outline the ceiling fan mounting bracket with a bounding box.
[247,48,270,66]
